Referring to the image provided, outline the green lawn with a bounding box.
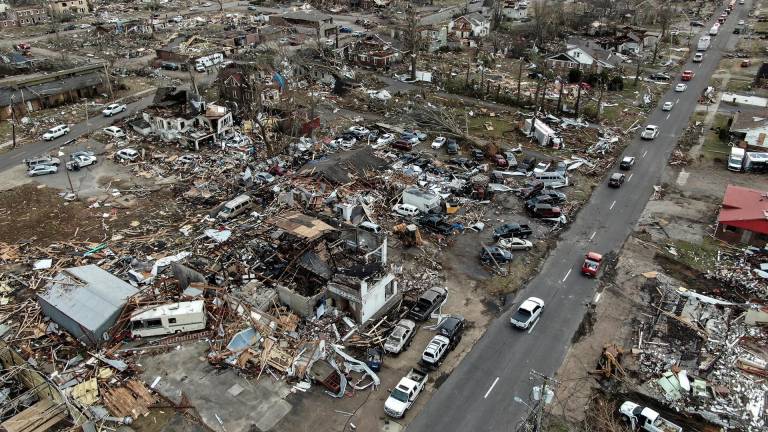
[468,116,514,139]
[726,78,753,92]
[663,237,722,272]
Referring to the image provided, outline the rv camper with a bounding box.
[130,300,207,338]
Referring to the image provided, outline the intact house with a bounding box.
[37,265,138,346]
[716,185,768,246]
[448,13,490,47]
[502,0,528,20]
[729,108,768,150]
[136,87,233,149]
[0,63,108,120]
[545,40,622,73]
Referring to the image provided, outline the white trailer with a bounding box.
[195,52,224,72]
[402,187,441,213]
[697,35,711,51]
[130,300,207,337]
[523,118,562,148]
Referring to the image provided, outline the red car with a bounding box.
[581,251,603,277]
[681,70,694,81]
[492,154,508,167]
[391,140,413,151]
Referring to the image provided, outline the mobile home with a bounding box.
[130,300,207,338]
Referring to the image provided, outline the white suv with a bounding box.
[103,126,126,138]
[42,124,70,141]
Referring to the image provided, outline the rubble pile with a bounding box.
[706,246,768,298]
[631,279,768,431]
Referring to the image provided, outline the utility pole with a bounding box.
[103,63,113,99]
[515,370,560,432]
[10,95,16,149]
[575,78,583,118]
[516,58,523,105]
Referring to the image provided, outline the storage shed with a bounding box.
[37,265,138,346]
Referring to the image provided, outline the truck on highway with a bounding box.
[619,401,682,432]
[697,35,711,51]
[710,23,720,35]
[384,368,428,418]
[728,147,745,171]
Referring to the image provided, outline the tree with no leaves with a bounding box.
[403,5,424,81]
[215,0,224,12]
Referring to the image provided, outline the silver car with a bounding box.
[28,164,58,177]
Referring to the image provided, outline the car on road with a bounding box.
[493,223,533,240]
[581,251,603,277]
[66,154,97,170]
[393,203,420,217]
[248,5,258,10]
[662,101,674,111]
[103,126,126,138]
[384,319,417,354]
[681,70,695,81]
[42,124,70,141]
[648,72,671,81]
[640,125,659,140]
[445,139,459,154]
[693,52,704,63]
[675,83,688,92]
[421,335,451,366]
[480,246,513,264]
[431,136,446,149]
[496,237,533,251]
[510,297,545,329]
[620,156,635,170]
[409,287,448,321]
[739,19,745,25]
[102,103,127,117]
[116,148,139,162]
[608,172,626,188]
[436,315,465,350]
[25,155,61,168]
[27,164,58,177]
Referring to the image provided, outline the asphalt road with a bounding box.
[0,94,155,173]
[407,3,747,431]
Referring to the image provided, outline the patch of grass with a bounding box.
[662,237,721,272]
[468,116,513,139]
[726,78,753,92]
[0,121,12,145]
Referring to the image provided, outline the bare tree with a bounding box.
[402,5,424,81]
[652,6,672,63]
[215,0,224,12]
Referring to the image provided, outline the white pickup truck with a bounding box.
[619,401,682,432]
[384,368,428,418]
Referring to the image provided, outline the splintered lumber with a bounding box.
[0,399,67,432]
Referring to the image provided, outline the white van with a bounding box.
[218,194,252,220]
[130,300,206,338]
[534,171,569,188]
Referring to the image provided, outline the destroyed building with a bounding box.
[37,265,138,347]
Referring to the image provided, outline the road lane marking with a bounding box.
[562,268,572,282]
[628,173,634,182]
[610,200,616,210]
[528,318,540,334]
[642,150,648,158]
[676,98,680,103]
[594,293,602,304]
[484,377,500,399]
[666,113,671,120]
[590,231,596,240]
